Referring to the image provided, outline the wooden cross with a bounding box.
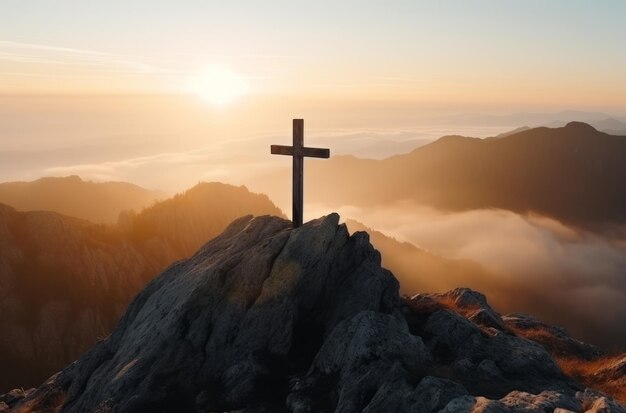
[271,119,330,228]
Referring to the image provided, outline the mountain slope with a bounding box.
[121,182,283,258]
[0,204,156,395]
[297,122,626,229]
[6,214,624,412]
[0,176,165,223]
[0,182,283,392]
[346,220,499,295]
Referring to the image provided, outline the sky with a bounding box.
[1,0,626,191]
[1,1,626,109]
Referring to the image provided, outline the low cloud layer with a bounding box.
[313,202,626,350]
[2,124,507,193]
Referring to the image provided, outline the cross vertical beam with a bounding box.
[292,119,304,228]
[271,119,330,228]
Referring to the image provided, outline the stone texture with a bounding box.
[6,214,626,413]
[499,390,581,412]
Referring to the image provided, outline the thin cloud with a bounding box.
[0,39,171,74]
[315,202,626,350]
[0,40,116,56]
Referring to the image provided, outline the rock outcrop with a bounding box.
[6,214,625,412]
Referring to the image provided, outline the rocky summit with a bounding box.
[4,214,625,413]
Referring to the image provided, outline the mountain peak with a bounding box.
[37,175,84,183]
[13,213,403,412]
[563,121,598,133]
[12,213,626,411]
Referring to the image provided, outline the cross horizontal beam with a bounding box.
[271,145,330,158]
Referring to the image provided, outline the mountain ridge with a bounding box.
[0,176,166,224]
[288,122,626,230]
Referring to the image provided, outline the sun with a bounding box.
[187,65,248,107]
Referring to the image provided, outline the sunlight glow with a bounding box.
[186,65,248,107]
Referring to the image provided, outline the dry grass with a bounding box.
[556,355,626,404]
[406,294,480,319]
[509,324,626,404]
[473,312,626,404]
[507,325,556,341]
[437,295,480,317]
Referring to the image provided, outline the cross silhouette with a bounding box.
[271,119,330,228]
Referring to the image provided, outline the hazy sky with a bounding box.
[1,1,626,192]
[1,1,626,109]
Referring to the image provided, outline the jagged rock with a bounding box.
[408,288,507,332]
[409,376,468,413]
[468,308,507,331]
[14,214,402,412]
[446,288,491,310]
[499,390,581,412]
[296,311,431,413]
[477,359,503,381]
[358,364,415,413]
[420,308,575,398]
[0,389,25,406]
[8,214,626,413]
[406,294,444,314]
[585,397,626,413]
[440,395,477,413]
[577,389,626,413]
[408,291,626,407]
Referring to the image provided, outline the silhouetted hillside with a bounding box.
[121,182,283,258]
[0,176,165,223]
[301,123,626,229]
[0,182,283,392]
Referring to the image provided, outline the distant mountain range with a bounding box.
[290,122,626,230]
[0,182,283,392]
[436,110,626,133]
[0,176,165,223]
[545,117,626,136]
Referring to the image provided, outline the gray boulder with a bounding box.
[420,308,575,398]
[13,214,402,412]
[409,376,469,413]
